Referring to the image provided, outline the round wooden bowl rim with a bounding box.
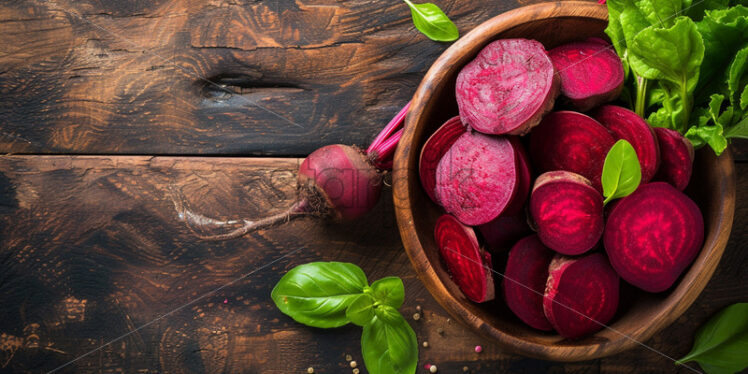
[393,1,736,361]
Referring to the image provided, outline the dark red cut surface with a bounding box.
[543,253,620,339]
[592,105,660,183]
[455,39,559,135]
[604,182,704,292]
[435,132,519,226]
[549,40,624,111]
[478,213,532,252]
[529,111,615,193]
[434,214,495,303]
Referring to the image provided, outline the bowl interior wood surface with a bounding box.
[393,1,736,361]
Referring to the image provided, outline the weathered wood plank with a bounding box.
[0,0,548,156]
[0,156,745,373]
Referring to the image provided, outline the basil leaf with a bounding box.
[685,124,728,154]
[676,303,748,374]
[403,0,459,42]
[346,294,376,327]
[602,139,642,205]
[271,262,368,328]
[361,313,418,374]
[371,277,405,308]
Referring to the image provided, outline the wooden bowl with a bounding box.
[393,1,736,361]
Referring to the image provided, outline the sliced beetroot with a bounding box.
[548,40,624,111]
[436,132,519,226]
[592,105,660,183]
[503,137,532,216]
[529,171,604,255]
[503,235,554,331]
[434,214,495,303]
[653,127,694,191]
[419,116,467,204]
[455,39,560,135]
[529,111,615,192]
[478,214,532,252]
[604,182,704,292]
[543,253,620,339]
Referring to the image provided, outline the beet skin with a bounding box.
[419,116,467,204]
[543,253,620,339]
[456,39,560,135]
[604,182,704,292]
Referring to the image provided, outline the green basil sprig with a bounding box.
[403,0,459,42]
[601,139,642,205]
[676,303,748,374]
[272,262,418,374]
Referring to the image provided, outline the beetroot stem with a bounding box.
[366,101,411,156]
[372,128,403,170]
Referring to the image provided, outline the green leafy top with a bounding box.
[272,262,417,374]
[606,0,748,155]
[676,303,748,374]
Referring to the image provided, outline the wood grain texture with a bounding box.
[0,0,551,156]
[0,155,746,373]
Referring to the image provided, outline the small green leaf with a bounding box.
[271,262,368,328]
[361,313,418,374]
[601,139,642,205]
[708,93,726,123]
[371,277,405,308]
[726,115,748,139]
[403,0,459,42]
[346,294,376,327]
[727,46,748,108]
[686,124,728,154]
[676,303,748,374]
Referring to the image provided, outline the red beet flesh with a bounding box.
[434,214,495,303]
[549,40,624,111]
[419,116,467,204]
[529,111,615,192]
[604,182,704,292]
[504,235,554,331]
[455,39,560,135]
[504,137,532,215]
[653,127,694,191]
[298,144,382,221]
[529,171,604,255]
[543,253,620,339]
[592,105,660,183]
[435,132,519,226]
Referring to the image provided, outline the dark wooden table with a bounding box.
[1,0,746,373]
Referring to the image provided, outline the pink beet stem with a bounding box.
[598,0,606,3]
[372,128,403,169]
[366,101,411,155]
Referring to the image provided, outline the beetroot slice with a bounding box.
[478,213,532,252]
[543,253,620,339]
[436,132,519,226]
[592,105,660,183]
[549,40,624,111]
[455,39,560,135]
[653,127,694,191]
[529,171,604,255]
[419,116,467,204]
[503,235,554,331]
[503,137,532,216]
[604,182,704,292]
[529,111,615,193]
[434,214,495,303]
